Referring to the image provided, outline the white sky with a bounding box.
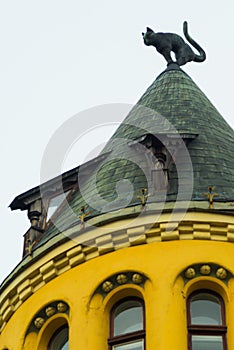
[1,1,234,283]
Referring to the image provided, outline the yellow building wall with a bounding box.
[1,236,234,350]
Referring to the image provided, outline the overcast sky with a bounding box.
[1,1,234,283]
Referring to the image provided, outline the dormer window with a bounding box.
[41,185,77,232]
[46,190,72,222]
[128,134,169,193]
[128,132,198,197]
[151,149,168,192]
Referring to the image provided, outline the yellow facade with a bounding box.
[1,211,234,349]
[1,36,234,349]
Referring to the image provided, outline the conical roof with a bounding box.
[9,64,234,249]
[101,64,234,201]
[36,64,234,244]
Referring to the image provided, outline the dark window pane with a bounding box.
[192,335,223,350]
[113,339,144,350]
[190,293,222,325]
[114,300,143,336]
[48,326,68,350]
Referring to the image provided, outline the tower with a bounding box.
[0,23,234,350]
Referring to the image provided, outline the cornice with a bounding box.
[0,212,234,332]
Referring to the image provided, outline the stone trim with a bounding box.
[183,264,232,284]
[94,271,147,297]
[1,219,234,331]
[27,300,69,334]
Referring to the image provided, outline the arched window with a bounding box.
[187,290,227,350]
[108,298,145,349]
[48,325,69,350]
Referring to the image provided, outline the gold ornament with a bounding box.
[185,267,196,279]
[57,302,67,313]
[45,306,56,317]
[34,317,45,329]
[216,267,227,280]
[78,206,90,230]
[137,188,149,211]
[200,265,211,275]
[102,281,113,292]
[204,186,218,209]
[132,273,143,284]
[116,274,128,284]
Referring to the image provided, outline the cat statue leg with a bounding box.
[176,44,195,66]
[161,47,174,65]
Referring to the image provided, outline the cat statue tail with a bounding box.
[183,21,206,62]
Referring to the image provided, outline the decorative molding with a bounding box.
[1,219,234,331]
[26,301,69,334]
[183,264,232,284]
[95,271,147,297]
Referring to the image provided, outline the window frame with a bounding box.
[108,297,145,350]
[187,289,227,350]
[43,184,77,230]
[47,324,69,350]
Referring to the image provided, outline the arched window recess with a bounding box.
[187,289,227,350]
[48,324,69,350]
[108,297,145,350]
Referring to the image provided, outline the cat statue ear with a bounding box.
[142,27,154,37]
[146,27,154,33]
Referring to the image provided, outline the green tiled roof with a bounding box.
[40,65,234,244]
[102,66,234,198]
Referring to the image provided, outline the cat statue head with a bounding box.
[142,27,155,46]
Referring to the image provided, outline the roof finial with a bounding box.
[204,186,219,209]
[78,206,90,230]
[142,21,206,66]
[137,188,149,211]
